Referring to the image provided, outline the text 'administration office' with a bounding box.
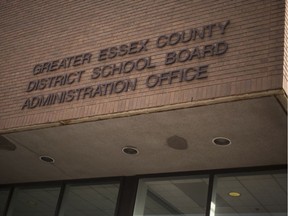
[0,1,287,216]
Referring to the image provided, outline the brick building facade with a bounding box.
[0,1,286,216]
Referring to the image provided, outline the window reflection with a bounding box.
[7,186,60,216]
[59,183,120,216]
[1,169,286,216]
[133,176,209,216]
[0,188,10,216]
[212,171,287,216]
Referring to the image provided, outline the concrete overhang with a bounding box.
[0,95,286,184]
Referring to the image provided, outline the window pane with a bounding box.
[133,176,209,216]
[0,188,10,216]
[7,186,61,216]
[59,183,120,216]
[212,170,287,216]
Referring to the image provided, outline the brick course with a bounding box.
[0,0,285,131]
[284,0,288,95]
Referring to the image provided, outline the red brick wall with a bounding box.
[0,0,285,131]
[284,0,288,95]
